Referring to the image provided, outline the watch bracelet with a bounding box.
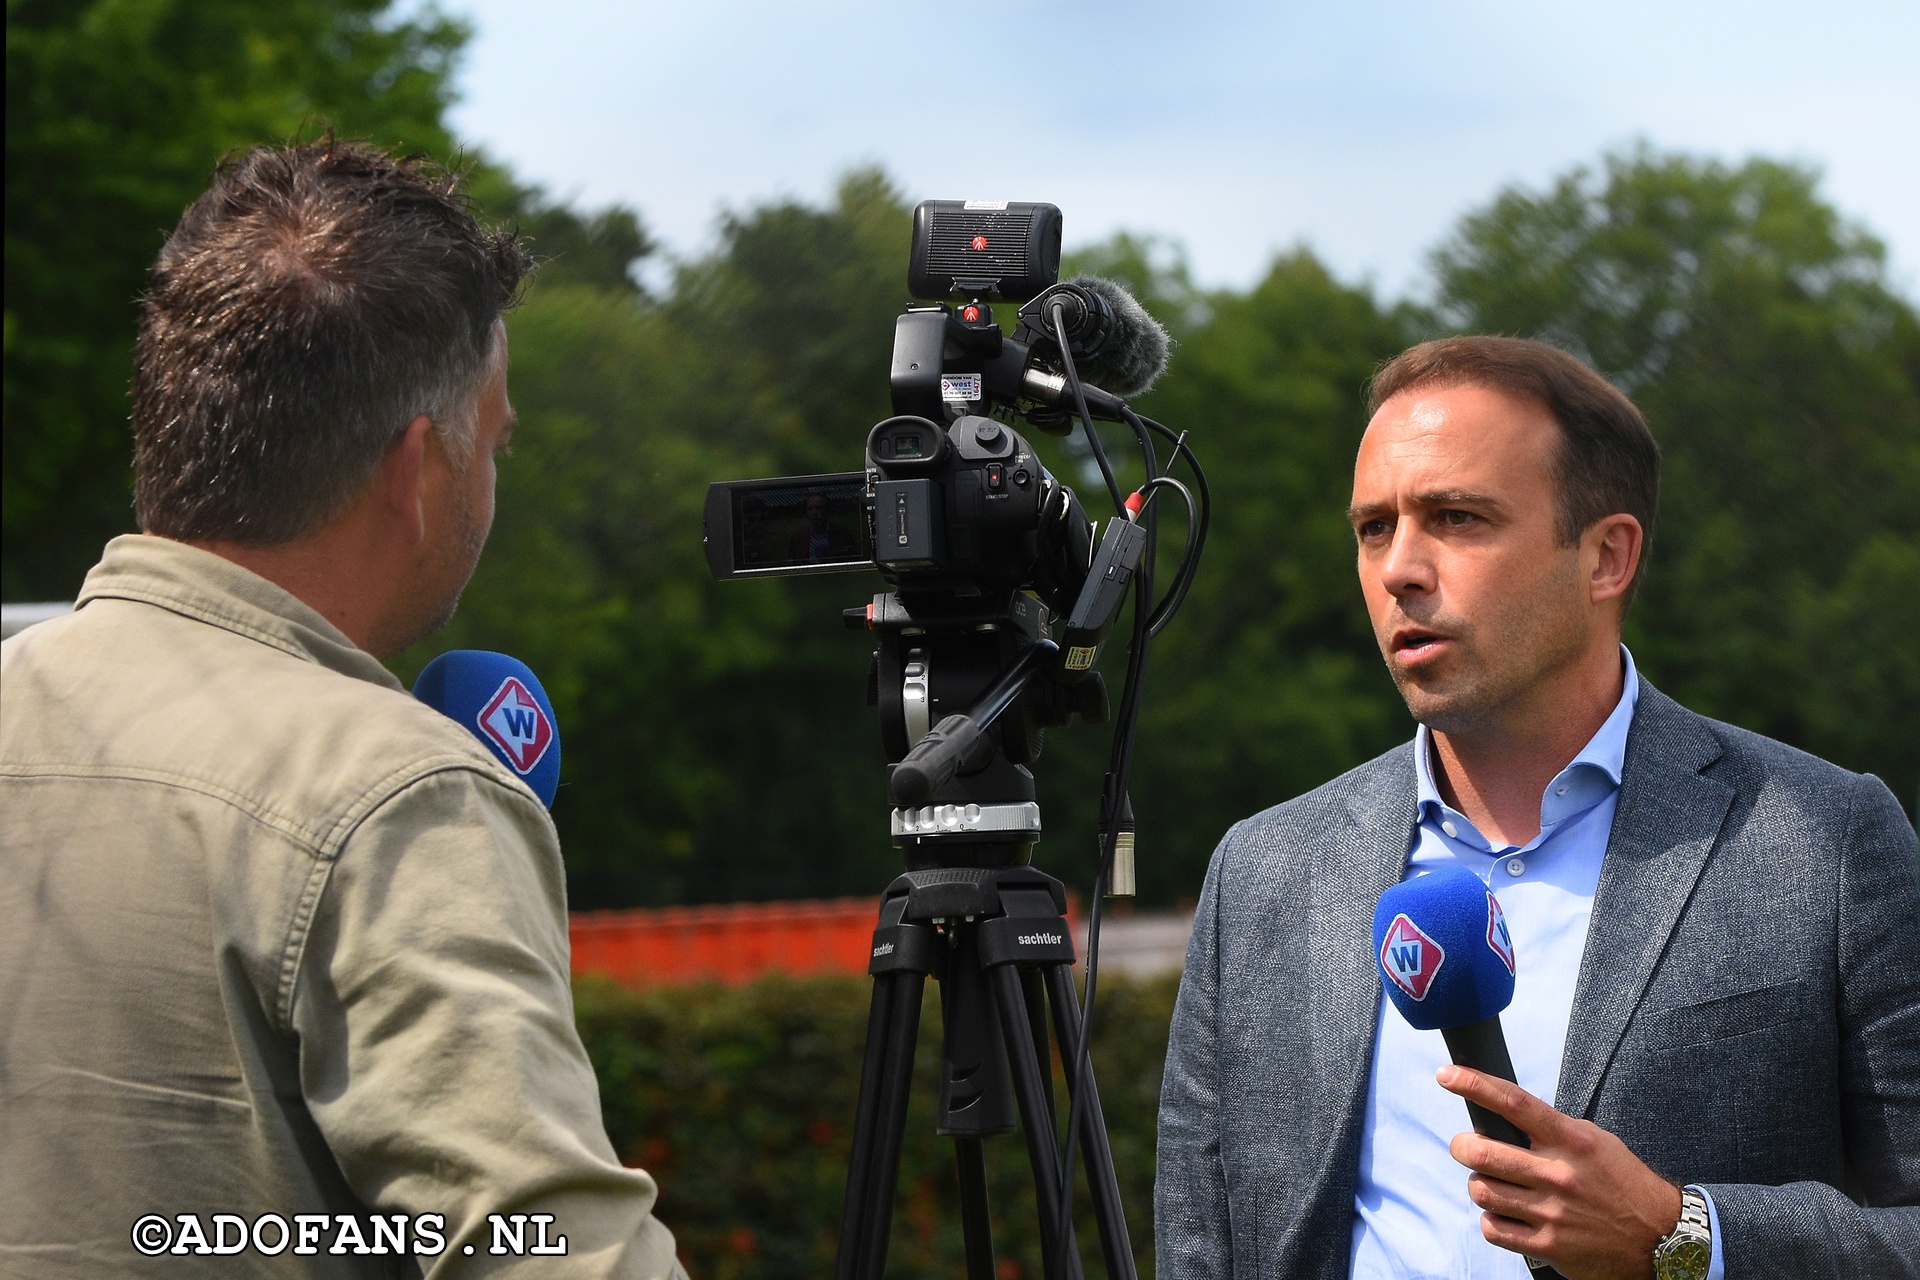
[1654,1186,1713,1280]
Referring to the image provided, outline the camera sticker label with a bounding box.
[962,200,1008,210]
[1064,646,1098,671]
[940,374,982,403]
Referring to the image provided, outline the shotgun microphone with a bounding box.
[981,275,1174,422]
[413,650,562,808]
[1373,864,1529,1148]
[1023,275,1172,398]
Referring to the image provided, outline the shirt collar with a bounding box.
[76,533,403,693]
[1414,646,1639,848]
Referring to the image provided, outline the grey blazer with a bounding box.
[1156,679,1920,1279]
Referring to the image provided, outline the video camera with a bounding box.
[704,202,1183,851]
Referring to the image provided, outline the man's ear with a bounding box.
[1586,514,1644,606]
[377,415,435,546]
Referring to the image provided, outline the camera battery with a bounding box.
[1061,517,1148,669]
[874,478,944,570]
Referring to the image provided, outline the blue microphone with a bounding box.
[1374,865,1530,1149]
[413,650,561,808]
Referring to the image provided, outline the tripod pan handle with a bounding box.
[889,715,991,806]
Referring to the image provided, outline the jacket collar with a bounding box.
[1299,748,1419,1137]
[1553,676,1732,1116]
[1232,746,1416,1258]
[76,534,403,693]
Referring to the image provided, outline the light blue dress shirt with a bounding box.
[1348,649,1723,1279]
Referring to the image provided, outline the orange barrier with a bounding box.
[570,897,878,987]
[571,894,1087,988]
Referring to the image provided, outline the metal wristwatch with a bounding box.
[1653,1186,1713,1280]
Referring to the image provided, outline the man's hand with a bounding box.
[1438,1064,1683,1280]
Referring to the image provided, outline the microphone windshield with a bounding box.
[413,650,561,808]
[1372,865,1516,1031]
[1065,275,1171,399]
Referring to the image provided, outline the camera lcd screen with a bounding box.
[732,478,872,572]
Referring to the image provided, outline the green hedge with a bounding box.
[575,971,1180,1279]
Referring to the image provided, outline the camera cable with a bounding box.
[1048,322,1163,1280]
[1049,298,1130,516]
[1043,302,1213,1279]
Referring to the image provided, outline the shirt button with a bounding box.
[1441,820,1459,838]
[1506,857,1526,877]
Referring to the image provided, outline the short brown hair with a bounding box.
[133,140,532,543]
[1368,335,1661,604]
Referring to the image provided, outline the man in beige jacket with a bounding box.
[0,142,684,1278]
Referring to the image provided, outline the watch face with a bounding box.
[1656,1236,1711,1280]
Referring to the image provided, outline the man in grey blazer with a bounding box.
[1156,336,1918,1280]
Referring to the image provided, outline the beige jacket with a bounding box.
[0,536,683,1278]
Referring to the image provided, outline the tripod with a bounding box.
[833,852,1138,1280]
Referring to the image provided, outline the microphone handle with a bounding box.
[1442,1017,1567,1280]
[1440,1016,1531,1148]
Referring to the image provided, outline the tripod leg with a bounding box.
[1021,968,1056,1126]
[954,1138,996,1280]
[835,970,896,1280]
[988,964,1086,1280]
[1043,965,1139,1280]
[834,969,927,1280]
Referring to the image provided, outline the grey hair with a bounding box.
[414,321,504,474]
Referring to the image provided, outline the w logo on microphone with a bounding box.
[477,676,554,774]
[1379,913,1446,1001]
[1486,892,1516,974]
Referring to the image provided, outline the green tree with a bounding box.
[1435,146,1920,813]
[4,0,467,598]
[469,166,656,297]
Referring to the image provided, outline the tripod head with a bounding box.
[845,588,1109,870]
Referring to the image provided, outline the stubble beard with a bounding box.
[1382,558,1592,739]
[381,488,489,657]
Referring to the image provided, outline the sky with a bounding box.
[446,0,1920,300]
